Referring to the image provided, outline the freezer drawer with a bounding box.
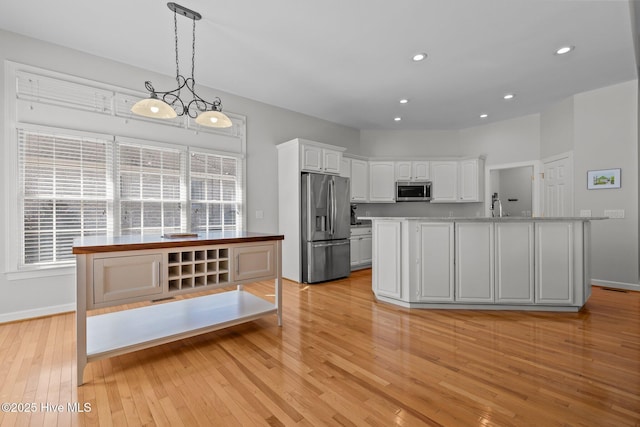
[303,240,350,283]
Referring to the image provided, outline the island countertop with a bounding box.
[72,231,284,254]
[361,216,607,222]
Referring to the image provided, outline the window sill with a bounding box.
[5,264,75,281]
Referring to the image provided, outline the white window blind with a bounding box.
[18,128,113,266]
[117,142,187,235]
[190,151,244,232]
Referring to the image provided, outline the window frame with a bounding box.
[5,61,247,277]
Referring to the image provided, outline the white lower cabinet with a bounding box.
[455,222,494,302]
[370,219,589,310]
[233,243,276,282]
[350,227,372,270]
[535,222,574,304]
[93,253,163,304]
[495,222,534,303]
[416,222,454,302]
[372,220,403,299]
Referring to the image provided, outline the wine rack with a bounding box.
[167,246,230,293]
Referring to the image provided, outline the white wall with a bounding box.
[540,97,574,158]
[0,29,360,321]
[459,114,541,166]
[360,129,462,158]
[573,80,638,288]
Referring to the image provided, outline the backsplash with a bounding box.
[355,202,484,218]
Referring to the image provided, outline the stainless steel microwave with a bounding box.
[395,181,432,202]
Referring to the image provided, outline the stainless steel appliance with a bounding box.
[395,181,432,202]
[301,173,351,283]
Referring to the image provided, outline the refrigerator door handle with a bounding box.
[311,240,350,248]
[327,179,333,236]
[330,178,336,235]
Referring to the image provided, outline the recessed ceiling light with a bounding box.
[394,117,402,122]
[503,93,515,100]
[555,46,574,55]
[480,114,488,118]
[399,99,409,104]
[412,53,427,62]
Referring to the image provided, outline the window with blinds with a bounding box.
[10,65,246,270]
[117,143,186,235]
[190,151,243,232]
[18,129,113,266]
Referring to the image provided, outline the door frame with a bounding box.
[485,160,542,217]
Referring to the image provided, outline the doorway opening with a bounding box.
[485,161,541,217]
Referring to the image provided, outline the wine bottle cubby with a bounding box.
[167,247,230,293]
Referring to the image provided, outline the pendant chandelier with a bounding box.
[131,2,232,128]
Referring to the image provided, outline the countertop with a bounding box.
[351,220,372,228]
[361,216,608,222]
[72,231,284,254]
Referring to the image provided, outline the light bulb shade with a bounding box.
[195,110,233,128]
[131,97,177,119]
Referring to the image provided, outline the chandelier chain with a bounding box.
[192,17,196,82]
[174,9,180,84]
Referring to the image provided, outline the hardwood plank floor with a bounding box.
[0,269,639,426]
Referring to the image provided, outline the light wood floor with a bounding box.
[1,269,639,426]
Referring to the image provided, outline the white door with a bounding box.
[543,154,572,217]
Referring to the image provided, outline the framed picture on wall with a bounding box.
[587,168,621,189]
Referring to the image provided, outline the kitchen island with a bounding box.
[363,217,605,311]
[73,231,283,385]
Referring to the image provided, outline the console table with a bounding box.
[73,231,283,385]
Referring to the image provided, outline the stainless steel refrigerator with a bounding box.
[301,173,351,283]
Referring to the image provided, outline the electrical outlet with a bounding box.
[579,209,591,217]
[604,209,624,219]
[255,210,264,219]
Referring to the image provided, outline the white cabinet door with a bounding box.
[535,222,574,304]
[373,221,402,299]
[413,161,430,180]
[495,222,534,303]
[455,222,494,302]
[417,222,454,302]
[93,253,163,304]
[233,243,276,282]
[350,237,360,267]
[323,149,341,175]
[360,236,372,264]
[369,161,396,202]
[396,161,429,181]
[395,161,412,181]
[431,161,458,202]
[350,159,369,202]
[339,157,351,178]
[459,159,483,202]
[300,144,323,172]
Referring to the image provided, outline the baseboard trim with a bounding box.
[0,303,75,324]
[592,279,640,292]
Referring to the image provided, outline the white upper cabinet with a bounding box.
[369,161,396,202]
[323,149,341,174]
[431,161,458,202]
[396,161,430,181]
[339,157,351,178]
[458,158,484,202]
[350,159,369,202]
[300,143,342,175]
[431,158,484,203]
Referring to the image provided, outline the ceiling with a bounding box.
[0,0,637,130]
